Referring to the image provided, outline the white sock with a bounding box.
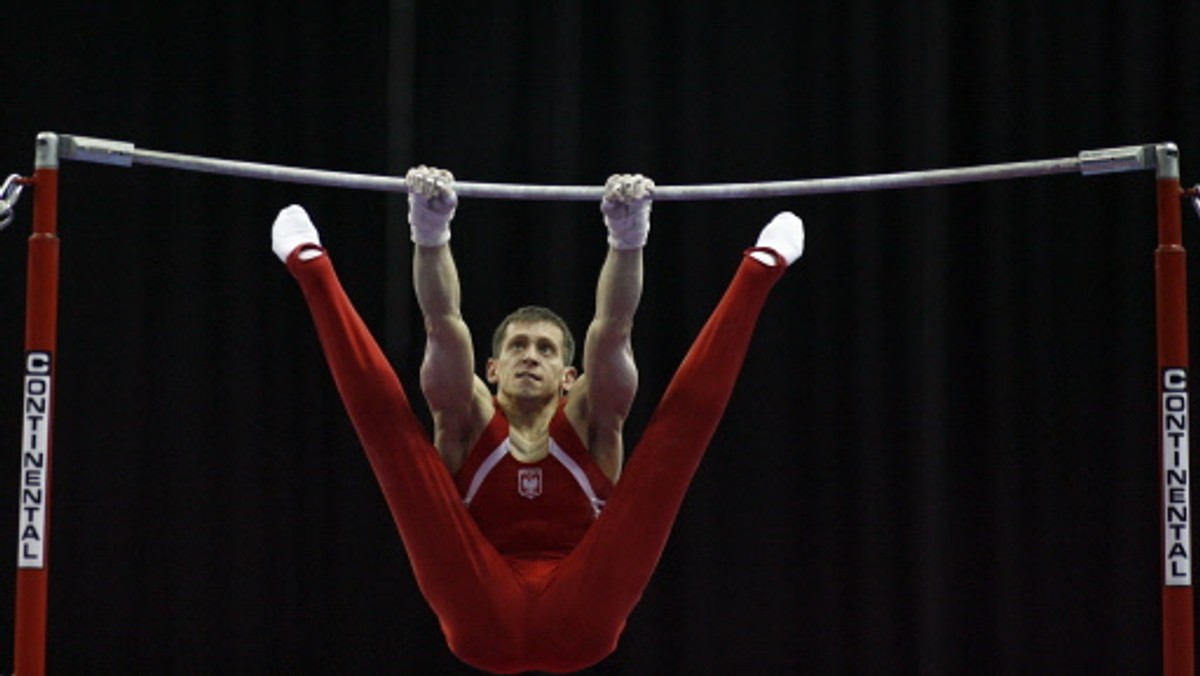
[271,204,323,263]
[750,211,805,266]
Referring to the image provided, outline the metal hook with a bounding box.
[0,173,26,231]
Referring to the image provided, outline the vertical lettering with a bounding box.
[17,351,52,569]
[1162,368,1192,586]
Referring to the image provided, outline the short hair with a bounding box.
[491,305,576,366]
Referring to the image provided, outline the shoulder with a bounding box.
[563,374,627,438]
[433,378,495,473]
[562,380,624,481]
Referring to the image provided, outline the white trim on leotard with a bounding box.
[460,438,605,517]
[462,440,510,508]
[547,441,605,517]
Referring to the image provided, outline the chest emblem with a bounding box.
[517,467,543,500]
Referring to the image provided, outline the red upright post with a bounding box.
[13,133,60,676]
[1154,143,1195,676]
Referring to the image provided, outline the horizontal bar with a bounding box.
[52,133,1164,201]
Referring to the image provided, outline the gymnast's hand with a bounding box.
[601,173,654,250]
[406,165,458,247]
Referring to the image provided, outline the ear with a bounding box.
[560,367,578,394]
[485,358,499,384]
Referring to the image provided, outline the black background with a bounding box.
[2,2,1199,673]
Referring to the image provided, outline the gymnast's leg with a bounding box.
[273,206,525,668]
[535,212,806,668]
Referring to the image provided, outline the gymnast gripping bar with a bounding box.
[53,133,1163,200]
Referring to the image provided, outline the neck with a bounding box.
[497,394,560,462]
[496,389,556,420]
[497,392,560,429]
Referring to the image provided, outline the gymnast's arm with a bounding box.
[565,174,654,482]
[407,167,492,474]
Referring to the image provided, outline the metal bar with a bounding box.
[54,133,1160,201]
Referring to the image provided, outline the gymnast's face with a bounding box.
[486,321,577,401]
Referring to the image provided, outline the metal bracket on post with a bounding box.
[1156,143,1181,180]
[0,133,59,231]
[0,174,27,231]
[58,134,134,167]
[1079,144,1157,175]
[35,132,60,170]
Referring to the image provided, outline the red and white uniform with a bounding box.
[288,244,784,674]
[455,403,613,560]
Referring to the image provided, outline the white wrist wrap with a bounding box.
[409,202,454,247]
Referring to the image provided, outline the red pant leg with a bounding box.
[529,253,786,670]
[287,250,529,669]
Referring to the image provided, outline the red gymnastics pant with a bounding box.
[288,247,785,674]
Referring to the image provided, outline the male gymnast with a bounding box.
[271,166,804,673]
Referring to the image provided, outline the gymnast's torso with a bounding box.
[454,402,613,559]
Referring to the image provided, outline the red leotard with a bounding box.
[288,246,783,673]
[455,403,613,560]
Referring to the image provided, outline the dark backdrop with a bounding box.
[2,2,1199,673]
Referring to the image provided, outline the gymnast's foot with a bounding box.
[272,204,323,263]
[750,211,805,266]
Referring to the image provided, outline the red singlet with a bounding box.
[455,403,613,559]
